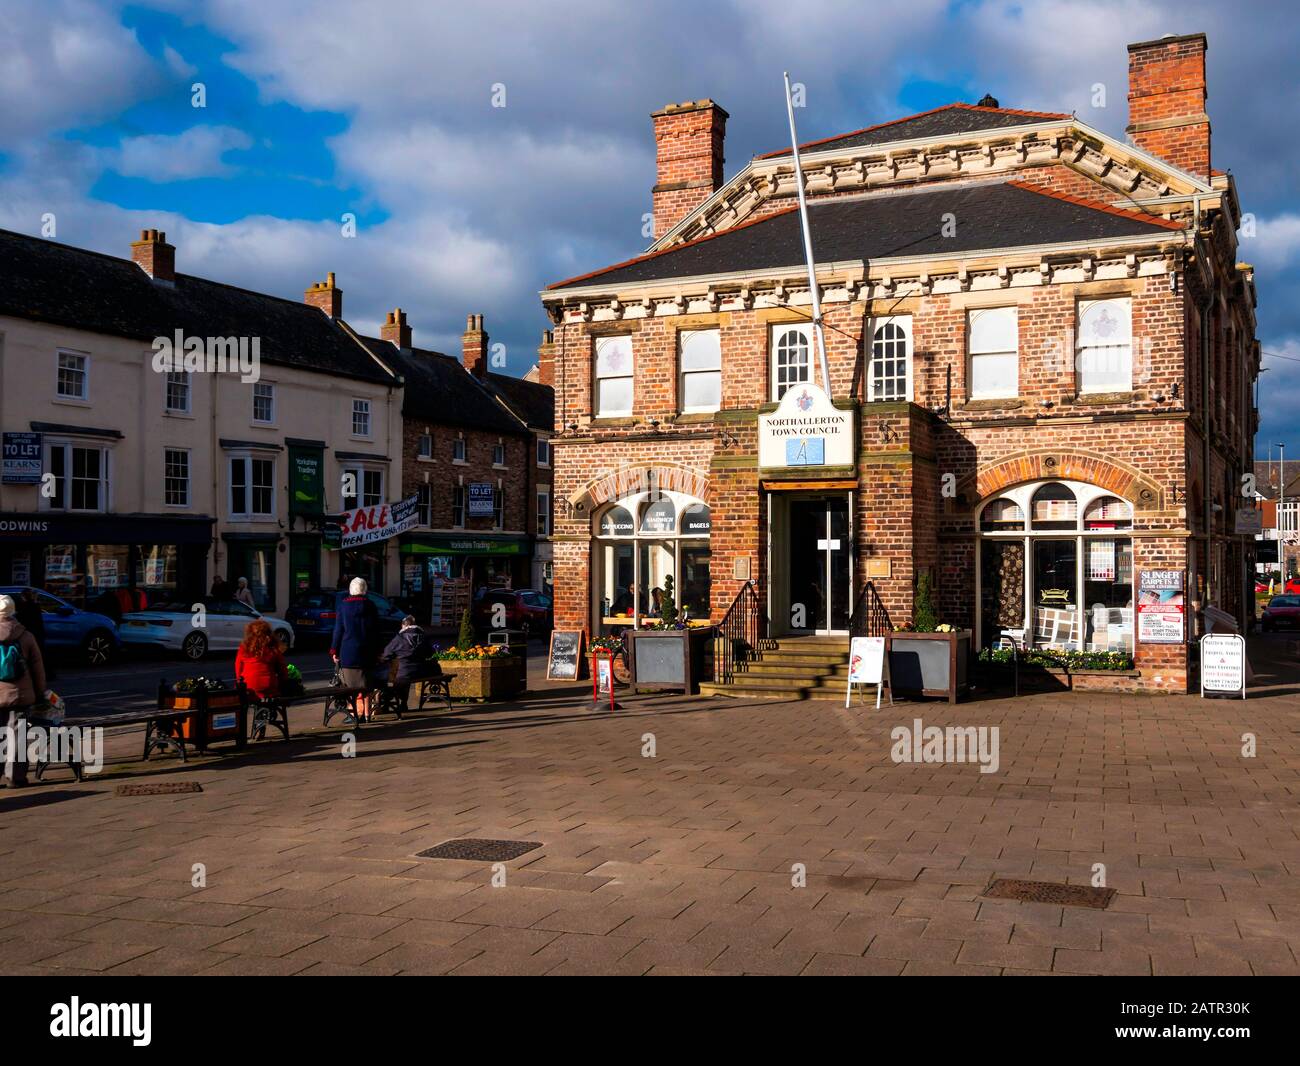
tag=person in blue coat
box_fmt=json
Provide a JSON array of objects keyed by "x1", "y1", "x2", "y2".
[{"x1": 330, "y1": 577, "x2": 380, "y2": 720}]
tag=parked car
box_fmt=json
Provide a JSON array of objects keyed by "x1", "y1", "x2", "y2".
[
  {"x1": 0, "y1": 585, "x2": 120, "y2": 666},
  {"x1": 1260, "y1": 594, "x2": 1300, "y2": 632},
  {"x1": 472, "y1": 588, "x2": 553, "y2": 634},
  {"x1": 1285, "y1": 578, "x2": 1300, "y2": 595},
  {"x1": 285, "y1": 589, "x2": 405, "y2": 645},
  {"x1": 120, "y1": 598, "x2": 295, "y2": 660}
]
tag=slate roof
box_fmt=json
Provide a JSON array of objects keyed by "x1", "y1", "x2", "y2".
[
  {"x1": 0, "y1": 228, "x2": 397, "y2": 385},
  {"x1": 486, "y1": 372, "x2": 554, "y2": 432},
  {"x1": 359, "y1": 338, "x2": 528, "y2": 435},
  {"x1": 758, "y1": 103, "x2": 1071, "y2": 159},
  {"x1": 548, "y1": 180, "x2": 1185, "y2": 292}
]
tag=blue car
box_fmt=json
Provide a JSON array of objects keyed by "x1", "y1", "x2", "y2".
[
  {"x1": 284, "y1": 588, "x2": 405, "y2": 646},
  {"x1": 0, "y1": 586, "x2": 121, "y2": 667}
]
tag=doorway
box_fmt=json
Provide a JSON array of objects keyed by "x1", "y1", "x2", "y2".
[{"x1": 784, "y1": 495, "x2": 851, "y2": 635}]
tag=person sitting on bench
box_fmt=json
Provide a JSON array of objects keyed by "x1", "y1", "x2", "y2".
[
  {"x1": 374, "y1": 616, "x2": 439, "y2": 707},
  {"x1": 235, "y1": 620, "x2": 288, "y2": 700}
]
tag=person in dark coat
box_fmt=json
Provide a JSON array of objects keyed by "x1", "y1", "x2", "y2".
[
  {"x1": 330, "y1": 577, "x2": 380, "y2": 720},
  {"x1": 375, "y1": 616, "x2": 439, "y2": 693}
]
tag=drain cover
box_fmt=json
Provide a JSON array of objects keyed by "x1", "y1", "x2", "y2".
[
  {"x1": 983, "y1": 878, "x2": 1115, "y2": 909},
  {"x1": 116, "y1": 781, "x2": 203, "y2": 796},
  {"x1": 416, "y1": 838, "x2": 541, "y2": 862}
]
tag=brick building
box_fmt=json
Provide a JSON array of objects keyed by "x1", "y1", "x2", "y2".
[
  {"x1": 364, "y1": 313, "x2": 554, "y2": 620},
  {"x1": 541, "y1": 33, "x2": 1258, "y2": 692}
]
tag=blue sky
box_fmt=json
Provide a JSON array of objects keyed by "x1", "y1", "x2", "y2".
[{"x1": 1, "y1": 0, "x2": 1296, "y2": 452}]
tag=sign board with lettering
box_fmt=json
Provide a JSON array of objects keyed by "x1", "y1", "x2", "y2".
[
  {"x1": 332, "y1": 493, "x2": 420, "y2": 550},
  {"x1": 1200, "y1": 633, "x2": 1246, "y2": 699},
  {"x1": 1234, "y1": 508, "x2": 1262, "y2": 534},
  {"x1": 1137, "y1": 569, "x2": 1185, "y2": 645},
  {"x1": 546, "y1": 629, "x2": 585, "y2": 680},
  {"x1": 288, "y1": 445, "x2": 324, "y2": 515},
  {"x1": 845, "y1": 636, "x2": 891, "y2": 709},
  {"x1": 468, "y1": 483, "x2": 495, "y2": 516},
  {"x1": 2, "y1": 432, "x2": 41, "y2": 484},
  {"x1": 758, "y1": 384, "x2": 854, "y2": 470}
]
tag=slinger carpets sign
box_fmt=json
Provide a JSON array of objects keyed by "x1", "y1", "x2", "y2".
[{"x1": 758, "y1": 383, "x2": 854, "y2": 469}]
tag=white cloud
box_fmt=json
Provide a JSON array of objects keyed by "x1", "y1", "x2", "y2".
[
  {"x1": 1243, "y1": 213, "x2": 1300, "y2": 272},
  {"x1": 107, "y1": 125, "x2": 253, "y2": 180}
]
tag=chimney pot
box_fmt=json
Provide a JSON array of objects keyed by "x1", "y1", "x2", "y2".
[
  {"x1": 1126, "y1": 32, "x2": 1210, "y2": 180},
  {"x1": 131, "y1": 227, "x2": 175, "y2": 283},
  {"x1": 650, "y1": 98, "x2": 728, "y2": 241},
  {"x1": 380, "y1": 306, "x2": 411, "y2": 349},
  {"x1": 462, "y1": 312, "x2": 489, "y2": 379},
  {"x1": 303, "y1": 272, "x2": 342, "y2": 318}
]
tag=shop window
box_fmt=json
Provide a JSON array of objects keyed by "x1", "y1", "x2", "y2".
[
  {"x1": 868, "y1": 317, "x2": 911, "y2": 402},
  {"x1": 46, "y1": 442, "x2": 109, "y2": 512},
  {"x1": 681, "y1": 504, "x2": 712, "y2": 537},
  {"x1": 165, "y1": 370, "x2": 190, "y2": 414},
  {"x1": 164, "y1": 448, "x2": 190, "y2": 507},
  {"x1": 230, "y1": 456, "x2": 274, "y2": 519},
  {"x1": 771, "y1": 325, "x2": 811, "y2": 401},
  {"x1": 599, "y1": 506, "x2": 633, "y2": 537},
  {"x1": 43, "y1": 543, "x2": 83, "y2": 602},
  {"x1": 979, "y1": 497, "x2": 1024, "y2": 532},
  {"x1": 968, "y1": 307, "x2": 1018, "y2": 399},
  {"x1": 352, "y1": 398, "x2": 372, "y2": 437},
  {"x1": 536, "y1": 488, "x2": 551, "y2": 536},
  {"x1": 679, "y1": 329, "x2": 722, "y2": 413},
  {"x1": 640, "y1": 498, "x2": 676, "y2": 534},
  {"x1": 1077, "y1": 298, "x2": 1132, "y2": 393},
  {"x1": 87, "y1": 544, "x2": 130, "y2": 598},
  {"x1": 57, "y1": 350, "x2": 88, "y2": 400},
  {"x1": 1031, "y1": 483, "x2": 1077, "y2": 530},
  {"x1": 1083, "y1": 496, "x2": 1133, "y2": 531},
  {"x1": 252, "y1": 382, "x2": 275, "y2": 425},
  {"x1": 135, "y1": 545, "x2": 178, "y2": 597},
  {"x1": 595, "y1": 335, "x2": 634, "y2": 417}
]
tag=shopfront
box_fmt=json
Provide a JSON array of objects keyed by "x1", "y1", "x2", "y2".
[
  {"x1": 0, "y1": 512, "x2": 214, "y2": 606},
  {"x1": 223, "y1": 533, "x2": 279, "y2": 611},
  {"x1": 399, "y1": 532, "x2": 534, "y2": 626}
]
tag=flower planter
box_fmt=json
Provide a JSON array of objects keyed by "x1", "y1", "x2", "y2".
[
  {"x1": 437, "y1": 656, "x2": 524, "y2": 701},
  {"x1": 888, "y1": 630, "x2": 971, "y2": 703},
  {"x1": 626, "y1": 627, "x2": 714, "y2": 694},
  {"x1": 158, "y1": 684, "x2": 246, "y2": 750}
]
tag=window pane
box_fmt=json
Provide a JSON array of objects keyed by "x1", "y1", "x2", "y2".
[
  {"x1": 1078, "y1": 300, "x2": 1131, "y2": 346},
  {"x1": 773, "y1": 327, "x2": 810, "y2": 399},
  {"x1": 1084, "y1": 495, "x2": 1133, "y2": 531},
  {"x1": 1031, "y1": 483, "x2": 1077, "y2": 530},
  {"x1": 870, "y1": 321, "x2": 909, "y2": 401},
  {"x1": 595, "y1": 336, "x2": 632, "y2": 377},
  {"x1": 1033, "y1": 539, "x2": 1078, "y2": 648},
  {"x1": 1079, "y1": 343, "x2": 1132, "y2": 392},
  {"x1": 640, "y1": 498, "x2": 676, "y2": 534},
  {"x1": 682, "y1": 370, "x2": 721, "y2": 411},
  {"x1": 980, "y1": 497, "x2": 1024, "y2": 531},
  {"x1": 969, "y1": 307, "x2": 1017, "y2": 353},
  {"x1": 1084, "y1": 537, "x2": 1134, "y2": 652},
  {"x1": 680, "y1": 543, "x2": 711, "y2": 618},
  {"x1": 597, "y1": 376, "x2": 632, "y2": 416},
  {"x1": 680, "y1": 329, "x2": 721, "y2": 371},
  {"x1": 970, "y1": 352, "x2": 1018, "y2": 398},
  {"x1": 599, "y1": 506, "x2": 634, "y2": 536}
]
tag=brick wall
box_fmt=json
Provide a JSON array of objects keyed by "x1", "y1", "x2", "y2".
[{"x1": 402, "y1": 420, "x2": 529, "y2": 533}]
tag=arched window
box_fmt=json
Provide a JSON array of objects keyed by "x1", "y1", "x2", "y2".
[
  {"x1": 869, "y1": 318, "x2": 910, "y2": 401},
  {"x1": 1083, "y1": 496, "x2": 1132, "y2": 531},
  {"x1": 599, "y1": 506, "x2": 634, "y2": 537},
  {"x1": 681, "y1": 504, "x2": 712, "y2": 536},
  {"x1": 771, "y1": 326, "x2": 811, "y2": 400},
  {"x1": 980, "y1": 497, "x2": 1025, "y2": 531},
  {"x1": 639, "y1": 498, "x2": 676, "y2": 534},
  {"x1": 1031, "y1": 483, "x2": 1077, "y2": 530}
]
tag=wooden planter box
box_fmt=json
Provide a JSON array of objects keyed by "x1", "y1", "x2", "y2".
[
  {"x1": 159, "y1": 685, "x2": 246, "y2": 750},
  {"x1": 437, "y1": 656, "x2": 524, "y2": 701},
  {"x1": 888, "y1": 631, "x2": 971, "y2": 703},
  {"x1": 626, "y1": 627, "x2": 714, "y2": 694}
]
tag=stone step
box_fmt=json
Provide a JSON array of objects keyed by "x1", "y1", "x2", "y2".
[
  {"x1": 744, "y1": 659, "x2": 842, "y2": 675},
  {"x1": 724, "y1": 672, "x2": 815, "y2": 689},
  {"x1": 758, "y1": 649, "x2": 848, "y2": 663},
  {"x1": 699, "y1": 682, "x2": 808, "y2": 700}
]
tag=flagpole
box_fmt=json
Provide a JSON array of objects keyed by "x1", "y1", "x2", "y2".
[{"x1": 784, "y1": 71, "x2": 831, "y2": 398}]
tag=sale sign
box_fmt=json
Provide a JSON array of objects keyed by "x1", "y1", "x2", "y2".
[{"x1": 336, "y1": 493, "x2": 420, "y2": 549}]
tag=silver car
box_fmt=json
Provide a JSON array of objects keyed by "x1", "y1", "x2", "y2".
[{"x1": 120, "y1": 597, "x2": 295, "y2": 661}]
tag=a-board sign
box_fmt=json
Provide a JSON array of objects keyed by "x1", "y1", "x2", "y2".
[
  {"x1": 1200, "y1": 633, "x2": 1246, "y2": 699},
  {"x1": 846, "y1": 636, "x2": 891, "y2": 709},
  {"x1": 546, "y1": 629, "x2": 585, "y2": 680}
]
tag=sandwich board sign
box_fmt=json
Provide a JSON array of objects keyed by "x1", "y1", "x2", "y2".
[
  {"x1": 846, "y1": 636, "x2": 891, "y2": 709},
  {"x1": 1200, "y1": 633, "x2": 1246, "y2": 699}
]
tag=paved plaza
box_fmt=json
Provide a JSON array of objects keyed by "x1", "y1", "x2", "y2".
[{"x1": 1, "y1": 643, "x2": 1297, "y2": 976}]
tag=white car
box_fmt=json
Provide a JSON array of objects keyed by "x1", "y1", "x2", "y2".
[{"x1": 120, "y1": 597, "x2": 295, "y2": 661}]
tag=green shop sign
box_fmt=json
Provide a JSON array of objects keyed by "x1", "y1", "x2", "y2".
[
  {"x1": 400, "y1": 536, "x2": 527, "y2": 557},
  {"x1": 288, "y1": 445, "x2": 324, "y2": 516}
]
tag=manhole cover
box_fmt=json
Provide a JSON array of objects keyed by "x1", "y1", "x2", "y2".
[
  {"x1": 116, "y1": 781, "x2": 203, "y2": 796},
  {"x1": 416, "y1": 838, "x2": 541, "y2": 862},
  {"x1": 983, "y1": 878, "x2": 1115, "y2": 909}
]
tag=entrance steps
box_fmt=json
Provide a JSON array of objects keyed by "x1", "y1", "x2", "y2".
[{"x1": 699, "y1": 634, "x2": 852, "y2": 700}]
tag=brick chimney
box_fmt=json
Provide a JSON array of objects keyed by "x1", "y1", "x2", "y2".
[
  {"x1": 380, "y1": 308, "x2": 411, "y2": 349},
  {"x1": 536, "y1": 329, "x2": 555, "y2": 388},
  {"x1": 304, "y1": 272, "x2": 342, "y2": 318},
  {"x1": 651, "y1": 99, "x2": 727, "y2": 241},
  {"x1": 131, "y1": 228, "x2": 175, "y2": 282},
  {"x1": 1127, "y1": 33, "x2": 1210, "y2": 181},
  {"x1": 462, "y1": 314, "x2": 488, "y2": 378}
]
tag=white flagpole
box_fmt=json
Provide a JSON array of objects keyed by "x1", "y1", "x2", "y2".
[{"x1": 784, "y1": 71, "x2": 831, "y2": 398}]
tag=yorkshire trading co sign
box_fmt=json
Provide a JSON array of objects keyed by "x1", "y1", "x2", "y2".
[{"x1": 758, "y1": 383, "x2": 854, "y2": 470}]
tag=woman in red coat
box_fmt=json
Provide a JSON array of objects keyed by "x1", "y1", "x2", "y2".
[{"x1": 235, "y1": 619, "x2": 288, "y2": 699}]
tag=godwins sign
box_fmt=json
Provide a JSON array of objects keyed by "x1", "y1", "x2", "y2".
[{"x1": 758, "y1": 383, "x2": 854, "y2": 470}]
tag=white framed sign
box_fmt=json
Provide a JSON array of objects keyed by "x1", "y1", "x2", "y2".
[
  {"x1": 758, "y1": 383, "x2": 854, "y2": 470},
  {"x1": 1200, "y1": 633, "x2": 1246, "y2": 699},
  {"x1": 846, "y1": 636, "x2": 891, "y2": 709}
]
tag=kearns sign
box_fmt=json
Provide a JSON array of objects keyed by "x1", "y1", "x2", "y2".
[{"x1": 758, "y1": 383, "x2": 854, "y2": 470}]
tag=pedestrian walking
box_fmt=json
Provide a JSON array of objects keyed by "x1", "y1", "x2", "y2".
[
  {"x1": 0, "y1": 594, "x2": 50, "y2": 788},
  {"x1": 330, "y1": 578, "x2": 380, "y2": 721}
]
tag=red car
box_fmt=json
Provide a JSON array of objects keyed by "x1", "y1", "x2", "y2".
[
  {"x1": 1261, "y1": 595, "x2": 1300, "y2": 632},
  {"x1": 1286, "y1": 579, "x2": 1300, "y2": 595},
  {"x1": 472, "y1": 589, "x2": 553, "y2": 634}
]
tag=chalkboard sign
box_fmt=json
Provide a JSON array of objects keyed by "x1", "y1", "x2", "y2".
[{"x1": 547, "y1": 629, "x2": 585, "y2": 680}]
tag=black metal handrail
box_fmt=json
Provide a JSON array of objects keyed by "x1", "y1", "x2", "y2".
[
  {"x1": 714, "y1": 580, "x2": 766, "y2": 684},
  {"x1": 848, "y1": 580, "x2": 891, "y2": 637}
]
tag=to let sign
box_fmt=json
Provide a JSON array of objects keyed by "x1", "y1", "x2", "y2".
[
  {"x1": 468, "y1": 483, "x2": 495, "y2": 516},
  {"x1": 2, "y1": 432, "x2": 41, "y2": 484}
]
